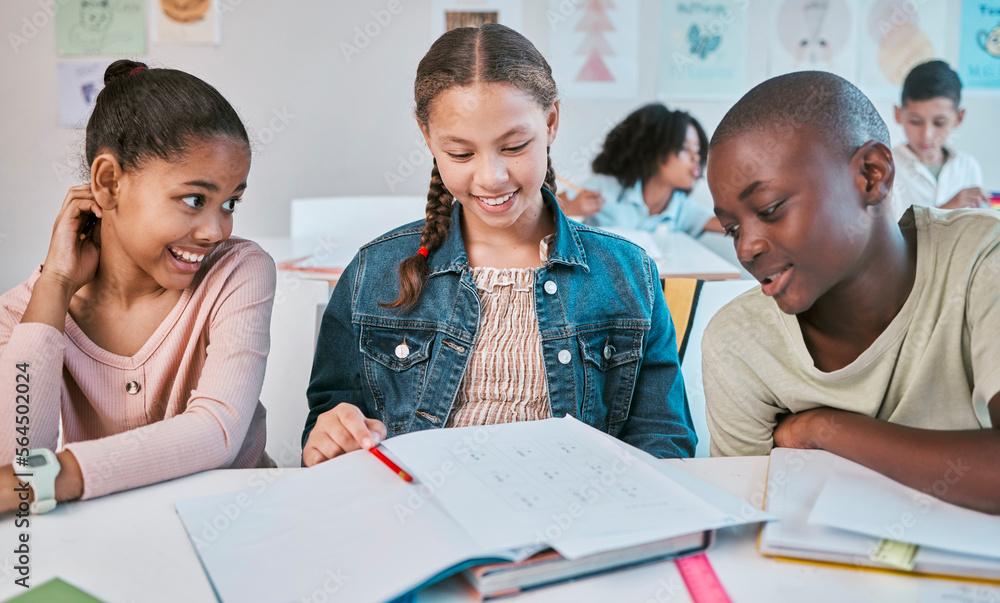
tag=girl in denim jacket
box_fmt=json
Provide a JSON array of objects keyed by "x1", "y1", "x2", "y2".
[{"x1": 302, "y1": 24, "x2": 696, "y2": 466}]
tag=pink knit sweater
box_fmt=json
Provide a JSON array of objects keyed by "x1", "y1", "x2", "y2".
[{"x1": 0, "y1": 237, "x2": 275, "y2": 499}]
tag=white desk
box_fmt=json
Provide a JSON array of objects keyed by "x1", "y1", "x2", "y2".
[
  {"x1": 0, "y1": 457, "x2": 981, "y2": 602},
  {"x1": 253, "y1": 231, "x2": 744, "y2": 287},
  {"x1": 653, "y1": 232, "x2": 741, "y2": 281}
]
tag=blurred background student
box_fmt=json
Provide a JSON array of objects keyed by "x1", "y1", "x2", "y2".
[
  {"x1": 556, "y1": 103, "x2": 723, "y2": 237},
  {"x1": 892, "y1": 60, "x2": 989, "y2": 220}
]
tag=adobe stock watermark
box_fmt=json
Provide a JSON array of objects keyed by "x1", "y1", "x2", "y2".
[
  {"x1": 250, "y1": 107, "x2": 296, "y2": 154},
  {"x1": 185, "y1": 441, "x2": 302, "y2": 551},
  {"x1": 724, "y1": 417, "x2": 846, "y2": 523},
  {"x1": 217, "y1": 0, "x2": 248, "y2": 15},
  {"x1": 557, "y1": 117, "x2": 620, "y2": 187},
  {"x1": 644, "y1": 575, "x2": 686, "y2": 603},
  {"x1": 531, "y1": 445, "x2": 639, "y2": 546},
  {"x1": 7, "y1": 0, "x2": 73, "y2": 54},
  {"x1": 711, "y1": 81, "x2": 833, "y2": 201},
  {"x1": 546, "y1": 0, "x2": 588, "y2": 28},
  {"x1": 848, "y1": 456, "x2": 971, "y2": 570},
  {"x1": 872, "y1": 0, "x2": 934, "y2": 39},
  {"x1": 340, "y1": 0, "x2": 411, "y2": 63},
  {"x1": 50, "y1": 142, "x2": 87, "y2": 184},
  {"x1": 393, "y1": 424, "x2": 504, "y2": 524},
  {"x1": 299, "y1": 566, "x2": 350, "y2": 603},
  {"x1": 383, "y1": 132, "x2": 433, "y2": 192}
]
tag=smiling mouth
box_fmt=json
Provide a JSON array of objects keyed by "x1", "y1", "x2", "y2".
[
  {"x1": 168, "y1": 245, "x2": 206, "y2": 264},
  {"x1": 759, "y1": 265, "x2": 792, "y2": 297},
  {"x1": 761, "y1": 268, "x2": 786, "y2": 285},
  {"x1": 475, "y1": 190, "x2": 517, "y2": 206}
]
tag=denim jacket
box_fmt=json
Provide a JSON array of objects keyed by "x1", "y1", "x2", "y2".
[{"x1": 304, "y1": 189, "x2": 696, "y2": 458}]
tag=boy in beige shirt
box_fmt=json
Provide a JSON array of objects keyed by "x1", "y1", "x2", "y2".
[{"x1": 703, "y1": 71, "x2": 1000, "y2": 514}]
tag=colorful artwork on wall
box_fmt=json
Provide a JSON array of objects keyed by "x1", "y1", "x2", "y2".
[
  {"x1": 659, "y1": 1, "x2": 749, "y2": 98},
  {"x1": 548, "y1": 0, "x2": 639, "y2": 99}
]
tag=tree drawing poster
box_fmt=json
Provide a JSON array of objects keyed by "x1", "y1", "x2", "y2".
[
  {"x1": 958, "y1": 0, "x2": 1000, "y2": 90},
  {"x1": 768, "y1": 0, "x2": 859, "y2": 81},
  {"x1": 547, "y1": 0, "x2": 639, "y2": 99},
  {"x1": 856, "y1": 0, "x2": 947, "y2": 99},
  {"x1": 659, "y1": 1, "x2": 749, "y2": 98},
  {"x1": 55, "y1": 0, "x2": 146, "y2": 56}
]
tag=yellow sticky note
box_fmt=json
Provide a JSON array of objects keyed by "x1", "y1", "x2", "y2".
[{"x1": 870, "y1": 538, "x2": 919, "y2": 571}]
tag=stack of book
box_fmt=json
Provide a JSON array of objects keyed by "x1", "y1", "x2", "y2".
[{"x1": 760, "y1": 448, "x2": 1000, "y2": 582}]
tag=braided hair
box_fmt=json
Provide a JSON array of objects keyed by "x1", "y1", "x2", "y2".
[{"x1": 383, "y1": 24, "x2": 558, "y2": 310}]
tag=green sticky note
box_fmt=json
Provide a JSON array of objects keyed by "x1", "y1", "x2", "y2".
[
  {"x1": 870, "y1": 538, "x2": 919, "y2": 571},
  {"x1": 3, "y1": 578, "x2": 105, "y2": 603},
  {"x1": 56, "y1": 0, "x2": 147, "y2": 56}
]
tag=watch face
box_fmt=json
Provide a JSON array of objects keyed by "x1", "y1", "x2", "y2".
[{"x1": 26, "y1": 455, "x2": 47, "y2": 468}]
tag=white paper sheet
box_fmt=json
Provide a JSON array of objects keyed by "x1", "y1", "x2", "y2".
[
  {"x1": 175, "y1": 451, "x2": 484, "y2": 603},
  {"x1": 597, "y1": 227, "x2": 663, "y2": 259},
  {"x1": 808, "y1": 472, "x2": 1000, "y2": 560},
  {"x1": 761, "y1": 449, "x2": 1000, "y2": 581},
  {"x1": 760, "y1": 448, "x2": 879, "y2": 557}
]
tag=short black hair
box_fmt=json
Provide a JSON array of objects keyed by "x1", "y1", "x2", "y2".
[
  {"x1": 592, "y1": 103, "x2": 708, "y2": 190},
  {"x1": 710, "y1": 71, "x2": 889, "y2": 160},
  {"x1": 86, "y1": 59, "x2": 249, "y2": 171},
  {"x1": 901, "y1": 60, "x2": 962, "y2": 108}
]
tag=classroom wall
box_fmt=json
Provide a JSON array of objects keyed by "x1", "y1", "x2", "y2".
[{"x1": 1, "y1": 0, "x2": 997, "y2": 293}]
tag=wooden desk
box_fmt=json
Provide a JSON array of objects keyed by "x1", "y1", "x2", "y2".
[{"x1": 0, "y1": 457, "x2": 982, "y2": 602}]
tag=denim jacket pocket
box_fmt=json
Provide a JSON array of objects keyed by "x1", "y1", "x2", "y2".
[
  {"x1": 578, "y1": 327, "x2": 643, "y2": 428},
  {"x1": 359, "y1": 325, "x2": 435, "y2": 432}
]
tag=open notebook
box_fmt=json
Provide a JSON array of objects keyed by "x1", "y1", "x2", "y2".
[
  {"x1": 175, "y1": 417, "x2": 770, "y2": 603},
  {"x1": 760, "y1": 448, "x2": 1000, "y2": 582}
]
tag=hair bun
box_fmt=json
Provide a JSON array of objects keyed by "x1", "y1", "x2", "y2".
[{"x1": 104, "y1": 59, "x2": 148, "y2": 85}]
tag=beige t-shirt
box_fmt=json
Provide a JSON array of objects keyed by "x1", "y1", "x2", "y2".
[{"x1": 703, "y1": 207, "x2": 1000, "y2": 457}]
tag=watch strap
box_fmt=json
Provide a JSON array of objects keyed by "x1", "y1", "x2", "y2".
[{"x1": 22, "y1": 449, "x2": 60, "y2": 514}]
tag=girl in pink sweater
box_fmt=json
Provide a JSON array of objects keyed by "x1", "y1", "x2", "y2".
[{"x1": 0, "y1": 60, "x2": 275, "y2": 514}]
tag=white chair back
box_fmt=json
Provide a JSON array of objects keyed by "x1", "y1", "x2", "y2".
[
  {"x1": 290, "y1": 196, "x2": 427, "y2": 244},
  {"x1": 680, "y1": 279, "x2": 757, "y2": 457}
]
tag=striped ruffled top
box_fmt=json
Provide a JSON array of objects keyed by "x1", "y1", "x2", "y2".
[{"x1": 446, "y1": 237, "x2": 553, "y2": 428}]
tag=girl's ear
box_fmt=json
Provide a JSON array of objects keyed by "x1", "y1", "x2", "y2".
[
  {"x1": 854, "y1": 141, "x2": 894, "y2": 208},
  {"x1": 90, "y1": 153, "x2": 124, "y2": 211},
  {"x1": 546, "y1": 100, "x2": 560, "y2": 146}
]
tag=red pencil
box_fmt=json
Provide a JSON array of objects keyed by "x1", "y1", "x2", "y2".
[{"x1": 369, "y1": 446, "x2": 413, "y2": 482}]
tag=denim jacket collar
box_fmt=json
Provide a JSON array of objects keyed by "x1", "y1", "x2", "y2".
[{"x1": 427, "y1": 187, "x2": 589, "y2": 277}]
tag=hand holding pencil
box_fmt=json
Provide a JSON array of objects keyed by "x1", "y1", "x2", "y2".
[
  {"x1": 302, "y1": 403, "x2": 389, "y2": 466},
  {"x1": 555, "y1": 174, "x2": 604, "y2": 217}
]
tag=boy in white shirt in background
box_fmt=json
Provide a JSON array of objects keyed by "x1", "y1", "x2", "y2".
[{"x1": 891, "y1": 59, "x2": 989, "y2": 221}]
